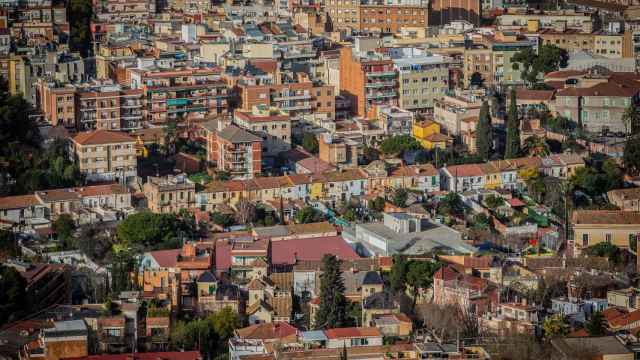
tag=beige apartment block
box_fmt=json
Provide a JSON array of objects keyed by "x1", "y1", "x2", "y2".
[
  {"x1": 70, "y1": 130, "x2": 137, "y2": 182},
  {"x1": 143, "y1": 175, "x2": 196, "y2": 214}
]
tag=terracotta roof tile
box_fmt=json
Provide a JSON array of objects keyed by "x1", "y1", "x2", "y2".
[
  {"x1": 72, "y1": 130, "x2": 135, "y2": 145},
  {"x1": 572, "y1": 210, "x2": 640, "y2": 225}
]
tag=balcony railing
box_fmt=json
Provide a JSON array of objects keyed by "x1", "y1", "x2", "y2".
[{"x1": 365, "y1": 81, "x2": 396, "y2": 88}]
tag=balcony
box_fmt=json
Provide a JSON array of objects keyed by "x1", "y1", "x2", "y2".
[
  {"x1": 282, "y1": 104, "x2": 312, "y2": 111},
  {"x1": 366, "y1": 91, "x2": 398, "y2": 99},
  {"x1": 366, "y1": 71, "x2": 396, "y2": 77},
  {"x1": 273, "y1": 94, "x2": 312, "y2": 101},
  {"x1": 365, "y1": 81, "x2": 396, "y2": 88}
]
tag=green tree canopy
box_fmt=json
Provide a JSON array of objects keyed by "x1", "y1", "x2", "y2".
[
  {"x1": 623, "y1": 102, "x2": 640, "y2": 136},
  {"x1": 379, "y1": 135, "x2": 421, "y2": 155},
  {"x1": 513, "y1": 44, "x2": 568, "y2": 86},
  {"x1": 0, "y1": 265, "x2": 28, "y2": 326},
  {"x1": 505, "y1": 88, "x2": 521, "y2": 159},
  {"x1": 523, "y1": 135, "x2": 550, "y2": 157},
  {"x1": 586, "y1": 311, "x2": 607, "y2": 336},
  {"x1": 369, "y1": 197, "x2": 386, "y2": 212},
  {"x1": 388, "y1": 255, "x2": 408, "y2": 294},
  {"x1": 302, "y1": 133, "x2": 319, "y2": 154},
  {"x1": 625, "y1": 137, "x2": 640, "y2": 175},
  {"x1": 392, "y1": 188, "x2": 408, "y2": 208},
  {"x1": 475, "y1": 101, "x2": 492, "y2": 161},
  {"x1": 116, "y1": 212, "x2": 196, "y2": 249},
  {"x1": 315, "y1": 254, "x2": 347, "y2": 329},
  {"x1": 53, "y1": 214, "x2": 76, "y2": 250},
  {"x1": 543, "y1": 314, "x2": 569, "y2": 339},
  {"x1": 295, "y1": 206, "x2": 324, "y2": 224}
]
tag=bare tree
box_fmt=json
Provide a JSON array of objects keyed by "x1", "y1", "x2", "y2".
[{"x1": 234, "y1": 199, "x2": 256, "y2": 225}]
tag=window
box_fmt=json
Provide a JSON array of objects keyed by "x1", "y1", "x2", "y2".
[
  {"x1": 605, "y1": 233, "x2": 612, "y2": 243},
  {"x1": 582, "y1": 233, "x2": 589, "y2": 247}
]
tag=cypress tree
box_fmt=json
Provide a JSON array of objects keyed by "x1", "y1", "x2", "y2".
[
  {"x1": 314, "y1": 254, "x2": 347, "y2": 329},
  {"x1": 475, "y1": 101, "x2": 492, "y2": 161},
  {"x1": 505, "y1": 88, "x2": 521, "y2": 159}
]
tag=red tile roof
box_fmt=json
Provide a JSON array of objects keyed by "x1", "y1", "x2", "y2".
[
  {"x1": 270, "y1": 235, "x2": 360, "y2": 265},
  {"x1": 572, "y1": 210, "x2": 640, "y2": 225},
  {"x1": 0, "y1": 195, "x2": 40, "y2": 210},
  {"x1": 66, "y1": 351, "x2": 201, "y2": 360},
  {"x1": 72, "y1": 130, "x2": 135, "y2": 145},
  {"x1": 149, "y1": 249, "x2": 181, "y2": 268},
  {"x1": 556, "y1": 81, "x2": 639, "y2": 98},
  {"x1": 324, "y1": 327, "x2": 381, "y2": 339},
  {"x1": 235, "y1": 322, "x2": 298, "y2": 340},
  {"x1": 609, "y1": 309, "x2": 640, "y2": 328}
]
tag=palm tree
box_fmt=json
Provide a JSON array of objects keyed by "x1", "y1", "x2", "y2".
[
  {"x1": 523, "y1": 135, "x2": 550, "y2": 157},
  {"x1": 622, "y1": 102, "x2": 640, "y2": 136}
]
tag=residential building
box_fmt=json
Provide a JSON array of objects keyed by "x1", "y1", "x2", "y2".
[
  {"x1": 234, "y1": 106, "x2": 292, "y2": 157},
  {"x1": 318, "y1": 133, "x2": 360, "y2": 168},
  {"x1": 433, "y1": 265, "x2": 498, "y2": 315},
  {"x1": 359, "y1": 4, "x2": 428, "y2": 34},
  {"x1": 75, "y1": 83, "x2": 144, "y2": 131},
  {"x1": 22, "y1": 320, "x2": 88, "y2": 360},
  {"x1": 412, "y1": 120, "x2": 451, "y2": 150},
  {"x1": 433, "y1": 94, "x2": 482, "y2": 135},
  {"x1": 608, "y1": 188, "x2": 640, "y2": 211},
  {"x1": 555, "y1": 73, "x2": 640, "y2": 133},
  {"x1": 202, "y1": 120, "x2": 263, "y2": 179},
  {"x1": 375, "y1": 105, "x2": 414, "y2": 136},
  {"x1": 551, "y1": 336, "x2": 634, "y2": 360},
  {"x1": 355, "y1": 212, "x2": 476, "y2": 256},
  {"x1": 238, "y1": 75, "x2": 335, "y2": 120},
  {"x1": 143, "y1": 175, "x2": 196, "y2": 214},
  {"x1": 128, "y1": 67, "x2": 229, "y2": 124},
  {"x1": 391, "y1": 48, "x2": 450, "y2": 113},
  {"x1": 70, "y1": 130, "x2": 137, "y2": 182},
  {"x1": 324, "y1": 327, "x2": 383, "y2": 349},
  {"x1": 572, "y1": 210, "x2": 640, "y2": 252},
  {"x1": 35, "y1": 81, "x2": 76, "y2": 129},
  {"x1": 429, "y1": 0, "x2": 480, "y2": 25},
  {"x1": 339, "y1": 45, "x2": 398, "y2": 117}
]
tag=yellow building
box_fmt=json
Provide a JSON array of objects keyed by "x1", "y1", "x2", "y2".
[
  {"x1": 412, "y1": 120, "x2": 451, "y2": 150},
  {"x1": 572, "y1": 210, "x2": 640, "y2": 253}
]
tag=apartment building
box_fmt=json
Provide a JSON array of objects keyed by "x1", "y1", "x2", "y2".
[
  {"x1": 35, "y1": 80, "x2": 76, "y2": 128},
  {"x1": 70, "y1": 130, "x2": 138, "y2": 182},
  {"x1": 340, "y1": 46, "x2": 398, "y2": 117},
  {"x1": 429, "y1": 0, "x2": 481, "y2": 26},
  {"x1": 322, "y1": 0, "x2": 360, "y2": 31},
  {"x1": 554, "y1": 78, "x2": 639, "y2": 133},
  {"x1": 318, "y1": 133, "x2": 360, "y2": 167},
  {"x1": 390, "y1": 48, "x2": 450, "y2": 112},
  {"x1": 463, "y1": 46, "x2": 494, "y2": 88},
  {"x1": 234, "y1": 106, "x2": 292, "y2": 157},
  {"x1": 433, "y1": 93, "x2": 483, "y2": 135},
  {"x1": 239, "y1": 75, "x2": 335, "y2": 120},
  {"x1": 572, "y1": 210, "x2": 640, "y2": 252},
  {"x1": 202, "y1": 120, "x2": 263, "y2": 179},
  {"x1": 144, "y1": 175, "x2": 196, "y2": 214},
  {"x1": 497, "y1": 9, "x2": 593, "y2": 31},
  {"x1": 359, "y1": 4, "x2": 427, "y2": 33},
  {"x1": 375, "y1": 105, "x2": 414, "y2": 136},
  {"x1": 129, "y1": 67, "x2": 229, "y2": 124},
  {"x1": 491, "y1": 40, "x2": 533, "y2": 85},
  {"x1": 75, "y1": 83, "x2": 144, "y2": 131}
]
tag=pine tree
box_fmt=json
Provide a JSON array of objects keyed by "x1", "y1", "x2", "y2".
[
  {"x1": 314, "y1": 254, "x2": 347, "y2": 329},
  {"x1": 505, "y1": 88, "x2": 521, "y2": 159},
  {"x1": 475, "y1": 101, "x2": 492, "y2": 161}
]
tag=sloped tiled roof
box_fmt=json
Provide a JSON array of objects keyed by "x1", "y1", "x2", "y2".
[{"x1": 72, "y1": 130, "x2": 135, "y2": 145}]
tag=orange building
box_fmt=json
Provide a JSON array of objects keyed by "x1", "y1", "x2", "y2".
[
  {"x1": 36, "y1": 80, "x2": 76, "y2": 128},
  {"x1": 238, "y1": 74, "x2": 335, "y2": 120},
  {"x1": 429, "y1": 0, "x2": 481, "y2": 26},
  {"x1": 360, "y1": 5, "x2": 427, "y2": 33},
  {"x1": 202, "y1": 120, "x2": 263, "y2": 179},
  {"x1": 339, "y1": 47, "x2": 398, "y2": 117}
]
